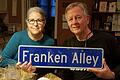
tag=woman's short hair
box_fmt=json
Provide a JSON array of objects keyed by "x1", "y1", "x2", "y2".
[{"x1": 27, "y1": 7, "x2": 45, "y2": 19}]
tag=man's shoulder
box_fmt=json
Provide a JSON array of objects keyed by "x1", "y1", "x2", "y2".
[
  {"x1": 63, "y1": 35, "x2": 77, "y2": 46},
  {"x1": 93, "y1": 30, "x2": 115, "y2": 39},
  {"x1": 65, "y1": 35, "x2": 76, "y2": 41}
]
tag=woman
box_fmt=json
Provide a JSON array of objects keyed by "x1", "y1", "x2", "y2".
[{"x1": 0, "y1": 7, "x2": 54, "y2": 73}]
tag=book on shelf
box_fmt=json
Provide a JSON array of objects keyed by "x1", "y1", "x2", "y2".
[
  {"x1": 104, "y1": 22, "x2": 112, "y2": 31},
  {"x1": 112, "y1": 14, "x2": 120, "y2": 31},
  {"x1": 92, "y1": 14, "x2": 100, "y2": 30},
  {"x1": 115, "y1": 32, "x2": 120, "y2": 36},
  {"x1": 93, "y1": 19, "x2": 100, "y2": 30},
  {"x1": 104, "y1": 16, "x2": 112, "y2": 31},
  {"x1": 99, "y1": 1, "x2": 107, "y2": 12},
  {"x1": 112, "y1": 14, "x2": 117, "y2": 31},
  {"x1": 93, "y1": 0, "x2": 99, "y2": 11},
  {"x1": 117, "y1": 0, "x2": 120, "y2": 12},
  {"x1": 108, "y1": 2, "x2": 116, "y2": 12}
]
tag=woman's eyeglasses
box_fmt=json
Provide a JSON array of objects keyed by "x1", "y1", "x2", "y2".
[{"x1": 27, "y1": 19, "x2": 45, "y2": 25}]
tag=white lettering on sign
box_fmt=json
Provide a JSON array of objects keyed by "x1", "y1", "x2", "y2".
[
  {"x1": 34, "y1": 54, "x2": 39, "y2": 62},
  {"x1": 23, "y1": 50, "x2": 29, "y2": 62},
  {"x1": 22, "y1": 50, "x2": 99, "y2": 67},
  {"x1": 22, "y1": 50, "x2": 67, "y2": 64},
  {"x1": 72, "y1": 52, "x2": 99, "y2": 67}
]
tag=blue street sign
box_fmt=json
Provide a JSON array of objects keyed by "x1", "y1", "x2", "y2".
[{"x1": 18, "y1": 45, "x2": 104, "y2": 69}]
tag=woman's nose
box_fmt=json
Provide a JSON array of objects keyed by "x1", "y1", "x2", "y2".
[{"x1": 34, "y1": 21, "x2": 38, "y2": 26}]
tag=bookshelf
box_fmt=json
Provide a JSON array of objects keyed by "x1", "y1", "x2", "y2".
[{"x1": 92, "y1": 0, "x2": 120, "y2": 36}]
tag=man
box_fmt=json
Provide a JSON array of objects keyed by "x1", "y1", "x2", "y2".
[{"x1": 63, "y1": 2, "x2": 120, "y2": 80}]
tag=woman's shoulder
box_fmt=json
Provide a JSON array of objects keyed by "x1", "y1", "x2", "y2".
[
  {"x1": 43, "y1": 34, "x2": 55, "y2": 45},
  {"x1": 11, "y1": 29, "x2": 27, "y2": 39},
  {"x1": 44, "y1": 34, "x2": 54, "y2": 40},
  {"x1": 14, "y1": 29, "x2": 27, "y2": 35}
]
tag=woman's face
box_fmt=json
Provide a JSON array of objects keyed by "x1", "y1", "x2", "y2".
[{"x1": 26, "y1": 12, "x2": 46, "y2": 35}]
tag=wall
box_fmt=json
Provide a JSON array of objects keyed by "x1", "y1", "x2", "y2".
[
  {"x1": 7, "y1": 0, "x2": 22, "y2": 32},
  {"x1": 0, "y1": 0, "x2": 8, "y2": 24}
]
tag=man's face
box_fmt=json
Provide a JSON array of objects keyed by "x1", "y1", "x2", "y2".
[
  {"x1": 26, "y1": 12, "x2": 46, "y2": 35},
  {"x1": 66, "y1": 6, "x2": 89, "y2": 35}
]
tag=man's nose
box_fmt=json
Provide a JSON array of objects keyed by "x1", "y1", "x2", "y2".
[{"x1": 72, "y1": 17, "x2": 78, "y2": 24}]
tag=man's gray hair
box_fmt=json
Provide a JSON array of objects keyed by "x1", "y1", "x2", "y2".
[{"x1": 65, "y1": 2, "x2": 89, "y2": 17}]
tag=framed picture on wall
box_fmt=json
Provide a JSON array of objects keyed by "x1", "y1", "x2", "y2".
[
  {"x1": 8, "y1": 0, "x2": 21, "y2": 23},
  {"x1": 99, "y1": 1, "x2": 107, "y2": 12},
  {"x1": 12, "y1": 0, "x2": 17, "y2": 16},
  {"x1": 0, "y1": 0, "x2": 7, "y2": 12}
]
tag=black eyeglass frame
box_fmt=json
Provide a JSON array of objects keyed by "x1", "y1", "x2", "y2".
[{"x1": 26, "y1": 19, "x2": 45, "y2": 25}]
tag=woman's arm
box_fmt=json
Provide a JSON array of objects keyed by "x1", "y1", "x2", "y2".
[{"x1": 0, "y1": 33, "x2": 20, "y2": 67}]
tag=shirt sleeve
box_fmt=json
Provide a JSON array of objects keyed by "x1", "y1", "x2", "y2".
[
  {"x1": 109, "y1": 36, "x2": 120, "y2": 80},
  {"x1": 0, "y1": 32, "x2": 20, "y2": 67}
]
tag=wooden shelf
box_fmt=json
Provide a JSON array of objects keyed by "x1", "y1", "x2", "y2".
[
  {"x1": 93, "y1": 11, "x2": 120, "y2": 14},
  {"x1": 0, "y1": 11, "x2": 7, "y2": 14}
]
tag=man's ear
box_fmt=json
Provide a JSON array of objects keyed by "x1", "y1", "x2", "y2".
[
  {"x1": 86, "y1": 16, "x2": 90, "y2": 24},
  {"x1": 87, "y1": 20, "x2": 89, "y2": 24}
]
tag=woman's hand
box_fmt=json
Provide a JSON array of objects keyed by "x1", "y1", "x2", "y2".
[
  {"x1": 88, "y1": 59, "x2": 115, "y2": 79},
  {"x1": 16, "y1": 61, "x2": 36, "y2": 73}
]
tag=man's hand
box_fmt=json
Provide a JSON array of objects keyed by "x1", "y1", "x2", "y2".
[
  {"x1": 88, "y1": 59, "x2": 115, "y2": 79},
  {"x1": 16, "y1": 61, "x2": 36, "y2": 73}
]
